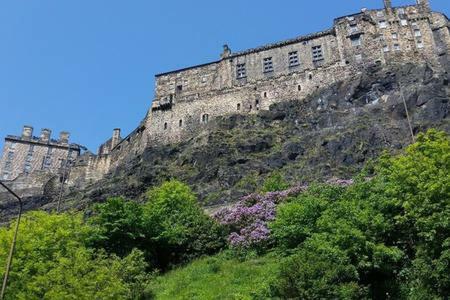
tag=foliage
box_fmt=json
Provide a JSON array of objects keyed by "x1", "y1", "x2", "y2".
[
  {"x1": 270, "y1": 130, "x2": 450, "y2": 299},
  {"x1": 277, "y1": 237, "x2": 364, "y2": 299},
  {"x1": 143, "y1": 180, "x2": 226, "y2": 269},
  {"x1": 0, "y1": 211, "x2": 148, "y2": 299},
  {"x1": 261, "y1": 171, "x2": 289, "y2": 192},
  {"x1": 88, "y1": 197, "x2": 145, "y2": 257},
  {"x1": 213, "y1": 185, "x2": 307, "y2": 249},
  {"x1": 149, "y1": 252, "x2": 278, "y2": 299}
]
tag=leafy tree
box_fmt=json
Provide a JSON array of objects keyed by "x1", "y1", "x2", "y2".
[
  {"x1": 89, "y1": 197, "x2": 145, "y2": 257},
  {"x1": 143, "y1": 180, "x2": 225, "y2": 269},
  {"x1": 0, "y1": 211, "x2": 135, "y2": 299}
]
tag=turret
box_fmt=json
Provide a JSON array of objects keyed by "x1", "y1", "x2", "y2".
[
  {"x1": 21, "y1": 125, "x2": 33, "y2": 140},
  {"x1": 39, "y1": 128, "x2": 51, "y2": 143},
  {"x1": 221, "y1": 44, "x2": 231, "y2": 59}
]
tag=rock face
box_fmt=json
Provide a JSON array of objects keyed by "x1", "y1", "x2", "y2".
[{"x1": 1, "y1": 62, "x2": 449, "y2": 221}]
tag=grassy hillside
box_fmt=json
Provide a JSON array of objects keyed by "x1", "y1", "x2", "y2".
[{"x1": 149, "y1": 252, "x2": 278, "y2": 299}]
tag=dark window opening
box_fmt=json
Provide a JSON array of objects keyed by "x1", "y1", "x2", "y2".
[
  {"x1": 179, "y1": 119, "x2": 183, "y2": 127},
  {"x1": 202, "y1": 114, "x2": 209, "y2": 123},
  {"x1": 255, "y1": 99, "x2": 260, "y2": 110},
  {"x1": 312, "y1": 45, "x2": 324, "y2": 62},
  {"x1": 309, "y1": 74, "x2": 313, "y2": 80},
  {"x1": 176, "y1": 85, "x2": 183, "y2": 92},
  {"x1": 164, "y1": 122, "x2": 168, "y2": 130},
  {"x1": 263, "y1": 57, "x2": 273, "y2": 73},
  {"x1": 237, "y1": 103, "x2": 241, "y2": 110},
  {"x1": 288, "y1": 51, "x2": 299, "y2": 67},
  {"x1": 236, "y1": 63, "x2": 246, "y2": 79},
  {"x1": 298, "y1": 85, "x2": 302, "y2": 91},
  {"x1": 263, "y1": 92, "x2": 267, "y2": 98}
]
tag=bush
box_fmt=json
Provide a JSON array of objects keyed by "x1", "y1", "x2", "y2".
[
  {"x1": 276, "y1": 237, "x2": 364, "y2": 299},
  {"x1": 143, "y1": 180, "x2": 226, "y2": 269}
]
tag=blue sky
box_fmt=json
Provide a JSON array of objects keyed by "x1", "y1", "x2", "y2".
[{"x1": 0, "y1": 0, "x2": 448, "y2": 152}]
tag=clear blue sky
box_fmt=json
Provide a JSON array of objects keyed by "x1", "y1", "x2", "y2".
[{"x1": 1, "y1": 0, "x2": 448, "y2": 152}]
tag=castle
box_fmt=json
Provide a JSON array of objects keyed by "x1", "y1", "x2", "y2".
[{"x1": 1, "y1": 0, "x2": 449, "y2": 191}]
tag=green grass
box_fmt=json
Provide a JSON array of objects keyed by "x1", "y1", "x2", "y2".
[{"x1": 149, "y1": 252, "x2": 279, "y2": 300}]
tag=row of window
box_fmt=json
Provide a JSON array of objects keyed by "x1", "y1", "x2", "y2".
[
  {"x1": 236, "y1": 46, "x2": 323, "y2": 79},
  {"x1": 163, "y1": 114, "x2": 210, "y2": 130}
]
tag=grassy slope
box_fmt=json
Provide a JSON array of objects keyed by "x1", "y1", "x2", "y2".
[{"x1": 150, "y1": 252, "x2": 279, "y2": 300}]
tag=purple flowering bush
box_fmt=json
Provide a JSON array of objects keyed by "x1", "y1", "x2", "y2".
[{"x1": 213, "y1": 185, "x2": 308, "y2": 249}]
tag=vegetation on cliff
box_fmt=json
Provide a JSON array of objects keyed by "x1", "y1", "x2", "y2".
[{"x1": 0, "y1": 130, "x2": 448, "y2": 299}]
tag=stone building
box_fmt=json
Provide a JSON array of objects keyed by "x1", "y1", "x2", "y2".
[
  {"x1": 0, "y1": 126, "x2": 82, "y2": 181},
  {"x1": 1, "y1": 0, "x2": 449, "y2": 188}
]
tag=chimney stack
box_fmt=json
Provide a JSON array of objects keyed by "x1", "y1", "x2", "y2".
[
  {"x1": 40, "y1": 128, "x2": 51, "y2": 143},
  {"x1": 384, "y1": 0, "x2": 392, "y2": 14},
  {"x1": 416, "y1": 0, "x2": 430, "y2": 13},
  {"x1": 111, "y1": 128, "x2": 121, "y2": 148},
  {"x1": 22, "y1": 125, "x2": 33, "y2": 140},
  {"x1": 59, "y1": 131, "x2": 70, "y2": 145}
]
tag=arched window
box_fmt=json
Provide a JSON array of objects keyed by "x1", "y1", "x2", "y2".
[
  {"x1": 164, "y1": 122, "x2": 168, "y2": 130},
  {"x1": 237, "y1": 103, "x2": 241, "y2": 110},
  {"x1": 202, "y1": 114, "x2": 209, "y2": 123},
  {"x1": 179, "y1": 119, "x2": 183, "y2": 127},
  {"x1": 263, "y1": 92, "x2": 267, "y2": 98},
  {"x1": 298, "y1": 85, "x2": 302, "y2": 91},
  {"x1": 309, "y1": 74, "x2": 313, "y2": 80},
  {"x1": 255, "y1": 99, "x2": 260, "y2": 110}
]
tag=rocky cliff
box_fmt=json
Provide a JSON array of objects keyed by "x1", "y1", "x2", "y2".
[{"x1": 1, "y1": 61, "x2": 449, "y2": 221}]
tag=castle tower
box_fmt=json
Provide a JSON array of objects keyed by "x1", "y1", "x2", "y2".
[
  {"x1": 416, "y1": 0, "x2": 431, "y2": 13},
  {"x1": 383, "y1": 0, "x2": 392, "y2": 14}
]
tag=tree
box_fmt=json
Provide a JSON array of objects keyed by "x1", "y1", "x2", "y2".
[
  {"x1": 143, "y1": 180, "x2": 225, "y2": 269},
  {"x1": 0, "y1": 211, "x2": 134, "y2": 299},
  {"x1": 89, "y1": 197, "x2": 145, "y2": 257}
]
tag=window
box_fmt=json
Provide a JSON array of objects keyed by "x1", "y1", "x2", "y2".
[
  {"x1": 392, "y1": 32, "x2": 398, "y2": 39},
  {"x1": 2, "y1": 172, "x2": 9, "y2": 180},
  {"x1": 255, "y1": 99, "x2": 260, "y2": 110},
  {"x1": 236, "y1": 63, "x2": 246, "y2": 79},
  {"x1": 288, "y1": 51, "x2": 299, "y2": 67},
  {"x1": 9, "y1": 142, "x2": 16, "y2": 150},
  {"x1": 377, "y1": 11, "x2": 384, "y2": 17},
  {"x1": 263, "y1": 92, "x2": 267, "y2": 98},
  {"x1": 297, "y1": 85, "x2": 302, "y2": 91},
  {"x1": 42, "y1": 155, "x2": 52, "y2": 170},
  {"x1": 179, "y1": 119, "x2": 183, "y2": 127},
  {"x1": 202, "y1": 114, "x2": 209, "y2": 124},
  {"x1": 394, "y1": 43, "x2": 401, "y2": 51},
  {"x1": 164, "y1": 122, "x2": 168, "y2": 130},
  {"x1": 312, "y1": 45, "x2": 323, "y2": 61},
  {"x1": 414, "y1": 29, "x2": 422, "y2": 37},
  {"x1": 400, "y1": 19, "x2": 408, "y2": 26},
  {"x1": 7, "y1": 151, "x2": 14, "y2": 160},
  {"x1": 379, "y1": 20, "x2": 387, "y2": 29},
  {"x1": 351, "y1": 36, "x2": 361, "y2": 46},
  {"x1": 176, "y1": 85, "x2": 183, "y2": 92},
  {"x1": 383, "y1": 45, "x2": 390, "y2": 52},
  {"x1": 349, "y1": 23, "x2": 358, "y2": 34},
  {"x1": 309, "y1": 74, "x2": 313, "y2": 80},
  {"x1": 417, "y1": 40, "x2": 424, "y2": 48},
  {"x1": 263, "y1": 57, "x2": 273, "y2": 73},
  {"x1": 237, "y1": 103, "x2": 241, "y2": 110}
]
